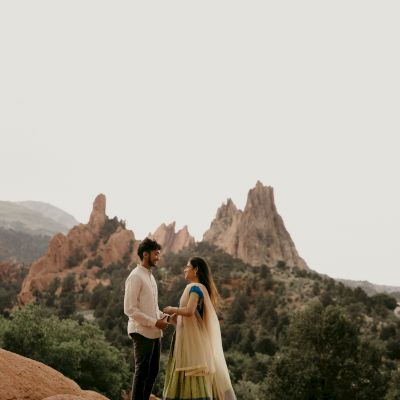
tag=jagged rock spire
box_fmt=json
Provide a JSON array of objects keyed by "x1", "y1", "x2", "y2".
[
  {"x1": 152, "y1": 222, "x2": 195, "y2": 254},
  {"x1": 89, "y1": 194, "x2": 106, "y2": 233},
  {"x1": 203, "y1": 182, "x2": 308, "y2": 269}
]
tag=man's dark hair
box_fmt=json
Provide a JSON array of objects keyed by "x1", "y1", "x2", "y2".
[{"x1": 137, "y1": 237, "x2": 161, "y2": 260}]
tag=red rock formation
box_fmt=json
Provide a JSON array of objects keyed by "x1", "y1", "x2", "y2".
[
  {"x1": 102, "y1": 227, "x2": 136, "y2": 266},
  {"x1": 88, "y1": 194, "x2": 107, "y2": 233},
  {"x1": 203, "y1": 181, "x2": 308, "y2": 269},
  {"x1": 18, "y1": 195, "x2": 136, "y2": 305},
  {"x1": 0, "y1": 349, "x2": 109, "y2": 400},
  {"x1": 201, "y1": 199, "x2": 242, "y2": 256},
  {"x1": 151, "y1": 222, "x2": 195, "y2": 254},
  {"x1": 43, "y1": 395, "x2": 107, "y2": 400},
  {"x1": 0, "y1": 260, "x2": 27, "y2": 284}
]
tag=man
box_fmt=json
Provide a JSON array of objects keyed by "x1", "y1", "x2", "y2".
[{"x1": 124, "y1": 237, "x2": 169, "y2": 400}]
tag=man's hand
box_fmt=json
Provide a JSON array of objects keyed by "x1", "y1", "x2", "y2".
[
  {"x1": 155, "y1": 316, "x2": 168, "y2": 330},
  {"x1": 169, "y1": 313, "x2": 178, "y2": 325}
]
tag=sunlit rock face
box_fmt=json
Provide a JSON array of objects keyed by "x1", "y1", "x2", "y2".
[
  {"x1": 151, "y1": 222, "x2": 195, "y2": 254},
  {"x1": 203, "y1": 181, "x2": 308, "y2": 270},
  {"x1": 18, "y1": 194, "x2": 136, "y2": 306}
]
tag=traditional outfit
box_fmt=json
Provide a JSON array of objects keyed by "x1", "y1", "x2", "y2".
[{"x1": 163, "y1": 282, "x2": 236, "y2": 400}]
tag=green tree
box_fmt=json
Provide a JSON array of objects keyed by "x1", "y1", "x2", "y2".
[
  {"x1": 59, "y1": 292, "x2": 76, "y2": 318},
  {"x1": 372, "y1": 293, "x2": 398, "y2": 311},
  {"x1": 386, "y1": 368, "x2": 400, "y2": 400},
  {"x1": 240, "y1": 328, "x2": 255, "y2": 356},
  {"x1": 58, "y1": 274, "x2": 76, "y2": 318},
  {"x1": 0, "y1": 315, "x2": 9, "y2": 347},
  {"x1": 254, "y1": 334, "x2": 276, "y2": 355},
  {"x1": 227, "y1": 295, "x2": 246, "y2": 324},
  {"x1": 45, "y1": 277, "x2": 60, "y2": 307},
  {"x1": 264, "y1": 301, "x2": 389, "y2": 399}
]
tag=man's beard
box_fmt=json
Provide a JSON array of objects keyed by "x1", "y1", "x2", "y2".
[{"x1": 148, "y1": 258, "x2": 156, "y2": 268}]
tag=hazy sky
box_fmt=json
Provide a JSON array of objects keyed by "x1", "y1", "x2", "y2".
[{"x1": 1, "y1": 2, "x2": 399, "y2": 286}]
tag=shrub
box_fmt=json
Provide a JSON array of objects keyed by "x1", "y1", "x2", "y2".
[
  {"x1": 372, "y1": 293, "x2": 398, "y2": 311},
  {"x1": 234, "y1": 379, "x2": 266, "y2": 400},
  {"x1": 100, "y1": 217, "x2": 122, "y2": 242},
  {"x1": 87, "y1": 256, "x2": 103, "y2": 269},
  {"x1": 66, "y1": 248, "x2": 86, "y2": 268}
]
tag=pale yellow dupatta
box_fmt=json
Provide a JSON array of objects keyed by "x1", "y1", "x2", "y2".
[{"x1": 174, "y1": 282, "x2": 236, "y2": 400}]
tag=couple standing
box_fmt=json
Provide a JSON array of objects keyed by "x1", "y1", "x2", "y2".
[{"x1": 124, "y1": 238, "x2": 236, "y2": 400}]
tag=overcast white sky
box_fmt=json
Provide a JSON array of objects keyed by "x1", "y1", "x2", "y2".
[{"x1": 1, "y1": 1, "x2": 399, "y2": 286}]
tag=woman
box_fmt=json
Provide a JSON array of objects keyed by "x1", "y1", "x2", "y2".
[{"x1": 162, "y1": 257, "x2": 236, "y2": 400}]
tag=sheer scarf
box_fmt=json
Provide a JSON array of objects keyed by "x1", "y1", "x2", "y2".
[{"x1": 174, "y1": 282, "x2": 236, "y2": 400}]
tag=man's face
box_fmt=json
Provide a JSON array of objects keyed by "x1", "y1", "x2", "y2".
[{"x1": 145, "y1": 249, "x2": 160, "y2": 267}]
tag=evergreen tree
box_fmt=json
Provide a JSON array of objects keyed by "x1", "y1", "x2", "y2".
[{"x1": 265, "y1": 301, "x2": 389, "y2": 400}]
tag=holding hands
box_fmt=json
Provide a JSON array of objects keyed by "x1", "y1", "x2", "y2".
[
  {"x1": 155, "y1": 315, "x2": 169, "y2": 330},
  {"x1": 155, "y1": 309, "x2": 178, "y2": 330},
  {"x1": 163, "y1": 306, "x2": 178, "y2": 325},
  {"x1": 163, "y1": 306, "x2": 177, "y2": 315}
]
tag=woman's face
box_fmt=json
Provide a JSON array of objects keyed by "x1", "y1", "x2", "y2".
[{"x1": 184, "y1": 262, "x2": 197, "y2": 281}]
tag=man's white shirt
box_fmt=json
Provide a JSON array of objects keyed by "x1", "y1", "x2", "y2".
[{"x1": 124, "y1": 264, "x2": 163, "y2": 339}]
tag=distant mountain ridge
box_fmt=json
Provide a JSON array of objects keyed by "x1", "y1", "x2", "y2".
[
  {"x1": 0, "y1": 227, "x2": 49, "y2": 264},
  {"x1": 337, "y1": 278, "x2": 400, "y2": 300},
  {"x1": 0, "y1": 200, "x2": 78, "y2": 236},
  {"x1": 17, "y1": 201, "x2": 79, "y2": 231}
]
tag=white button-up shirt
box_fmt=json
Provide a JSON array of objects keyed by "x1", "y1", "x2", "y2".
[{"x1": 124, "y1": 264, "x2": 163, "y2": 339}]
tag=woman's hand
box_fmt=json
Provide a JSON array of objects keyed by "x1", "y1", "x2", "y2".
[{"x1": 163, "y1": 306, "x2": 176, "y2": 315}]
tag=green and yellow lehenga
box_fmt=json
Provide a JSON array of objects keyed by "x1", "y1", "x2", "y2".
[
  {"x1": 163, "y1": 283, "x2": 236, "y2": 400},
  {"x1": 163, "y1": 333, "x2": 219, "y2": 400}
]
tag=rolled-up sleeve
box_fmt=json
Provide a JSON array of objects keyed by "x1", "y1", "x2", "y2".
[{"x1": 124, "y1": 275, "x2": 157, "y2": 327}]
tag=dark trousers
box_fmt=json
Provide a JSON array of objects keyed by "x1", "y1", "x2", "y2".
[{"x1": 130, "y1": 332, "x2": 161, "y2": 400}]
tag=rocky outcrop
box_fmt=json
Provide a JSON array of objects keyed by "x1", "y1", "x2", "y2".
[
  {"x1": 18, "y1": 194, "x2": 137, "y2": 305},
  {"x1": 88, "y1": 194, "x2": 106, "y2": 234},
  {"x1": 202, "y1": 199, "x2": 242, "y2": 256},
  {"x1": 43, "y1": 395, "x2": 108, "y2": 400},
  {"x1": 0, "y1": 349, "x2": 109, "y2": 400},
  {"x1": 203, "y1": 181, "x2": 308, "y2": 269},
  {"x1": 151, "y1": 222, "x2": 195, "y2": 254}
]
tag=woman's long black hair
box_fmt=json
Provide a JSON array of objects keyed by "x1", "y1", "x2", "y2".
[{"x1": 189, "y1": 256, "x2": 220, "y2": 310}]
